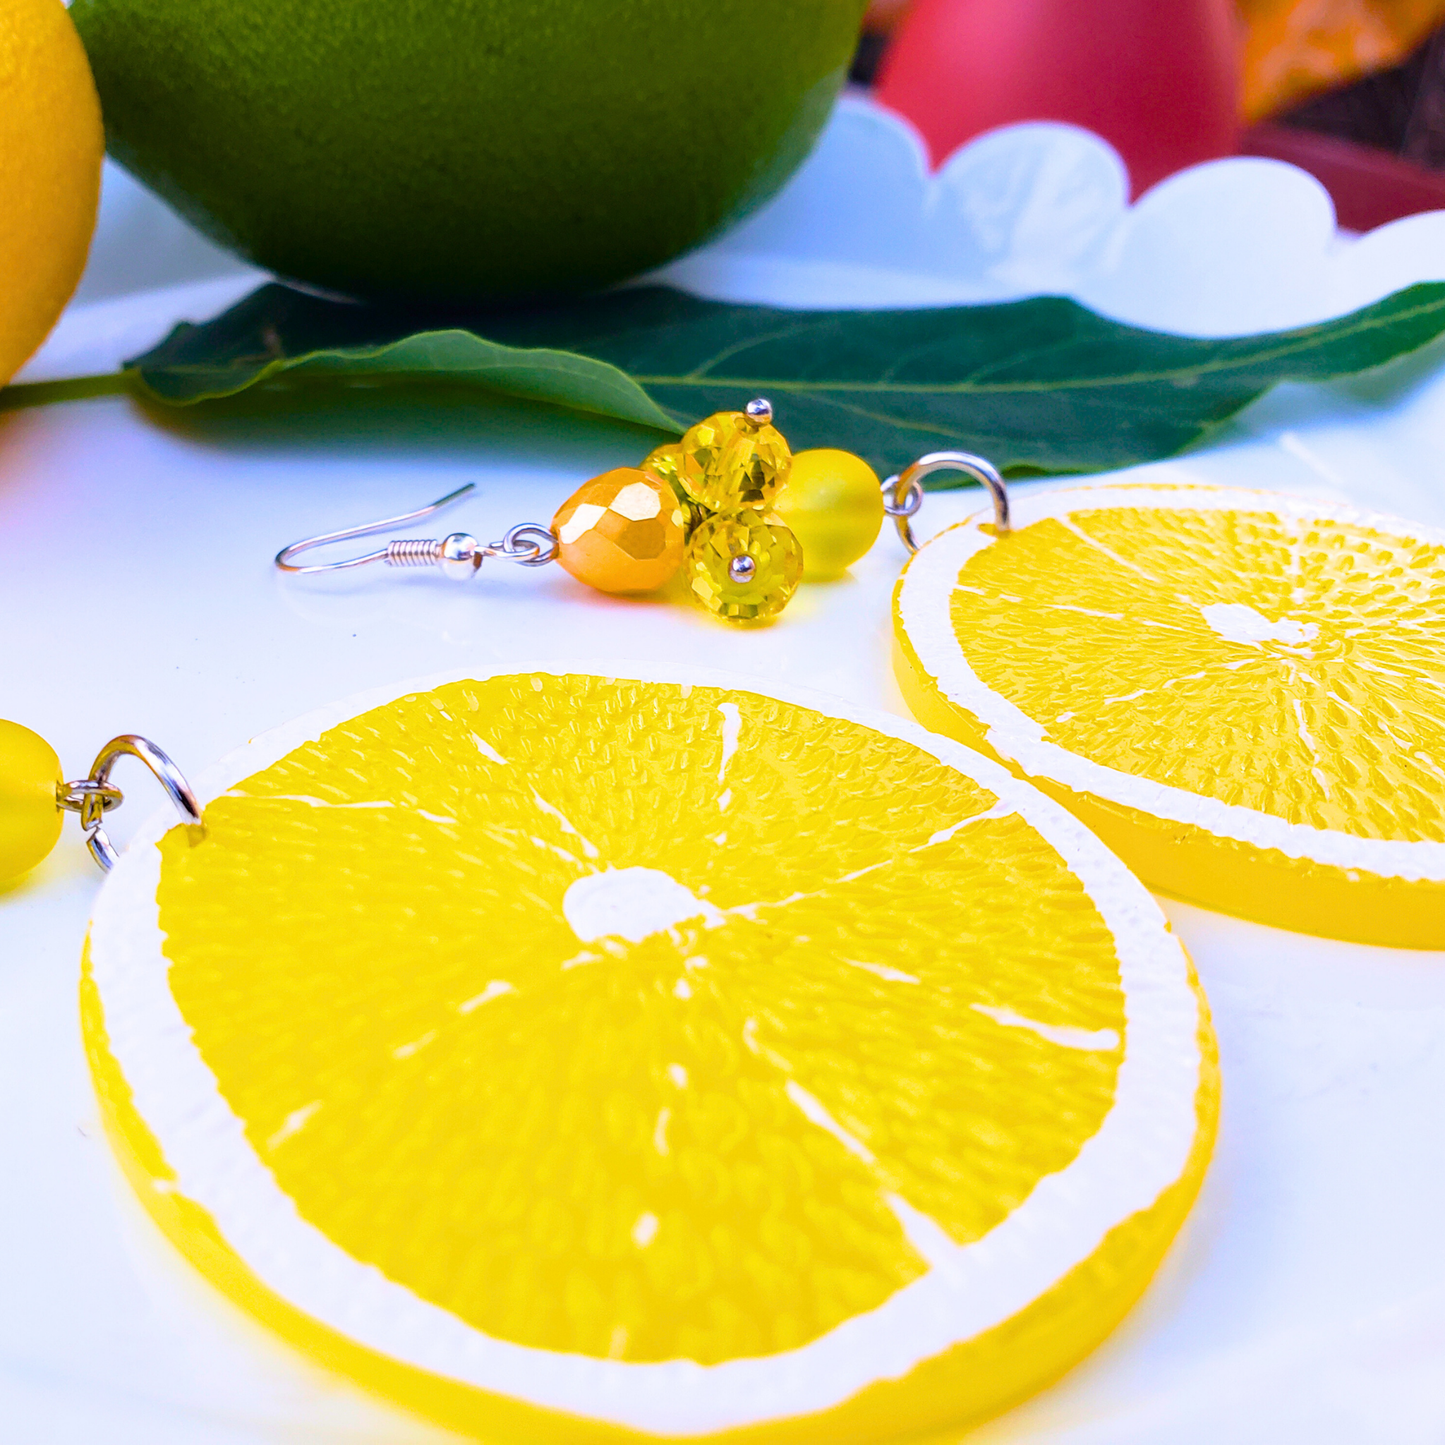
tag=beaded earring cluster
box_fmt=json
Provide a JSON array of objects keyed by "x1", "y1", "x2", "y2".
[
  {"x1": 552, "y1": 398, "x2": 804, "y2": 623},
  {"x1": 275, "y1": 397, "x2": 888, "y2": 625}
]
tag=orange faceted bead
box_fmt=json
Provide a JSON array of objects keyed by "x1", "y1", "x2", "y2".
[{"x1": 551, "y1": 467, "x2": 687, "y2": 595}]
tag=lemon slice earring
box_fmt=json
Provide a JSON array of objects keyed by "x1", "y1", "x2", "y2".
[
  {"x1": 277, "y1": 399, "x2": 887, "y2": 625},
  {"x1": 891, "y1": 470, "x2": 1445, "y2": 948},
  {"x1": 71, "y1": 665, "x2": 1216, "y2": 1443}
]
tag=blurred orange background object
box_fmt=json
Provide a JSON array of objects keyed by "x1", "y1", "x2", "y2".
[{"x1": 1241, "y1": 0, "x2": 1445, "y2": 119}]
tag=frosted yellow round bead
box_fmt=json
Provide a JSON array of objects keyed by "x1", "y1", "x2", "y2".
[
  {"x1": 678, "y1": 411, "x2": 791, "y2": 512},
  {"x1": 640, "y1": 443, "x2": 706, "y2": 534},
  {"x1": 0, "y1": 719, "x2": 63, "y2": 882},
  {"x1": 774, "y1": 448, "x2": 884, "y2": 580},
  {"x1": 687, "y1": 510, "x2": 803, "y2": 623},
  {"x1": 551, "y1": 467, "x2": 686, "y2": 595}
]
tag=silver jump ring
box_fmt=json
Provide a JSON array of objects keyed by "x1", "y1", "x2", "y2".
[
  {"x1": 494, "y1": 523, "x2": 560, "y2": 567},
  {"x1": 57, "y1": 779, "x2": 124, "y2": 830},
  {"x1": 69, "y1": 735, "x2": 204, "y2": 872},
  {"x1": 883, "y1": 476, "x2": 924, "y2": 518},
  {"x1": 881, "y1": 451, "x2": 1010, "y2": 555}
]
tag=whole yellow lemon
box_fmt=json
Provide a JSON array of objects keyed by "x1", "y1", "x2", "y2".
[
  {"x1": 0, "y1": 0, "x2": 103, "y2": 387},
  {"x1": 774, "y1": 447, "x2": 885, "y2": 579}
]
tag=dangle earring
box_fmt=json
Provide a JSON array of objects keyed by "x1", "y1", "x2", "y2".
[
  {"x1": 62, "y1": 663, "x2": 1211, "y2": 1444},
  {"x1": 276, "y1": 399, "x2": 895, "y2": 624}
]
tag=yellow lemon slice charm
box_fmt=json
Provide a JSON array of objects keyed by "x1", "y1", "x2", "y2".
[
  {"x1": 84, "y1": 668, "x2": 1214, "y2": 1443},
  {"x1": 895, "y1": 482, "x2": 1445, "y2": 948}
]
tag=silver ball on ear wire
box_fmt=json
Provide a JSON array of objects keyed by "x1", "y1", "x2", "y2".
[{"x1": 438, "y1": 532, "x2": 482, "y2": 581}]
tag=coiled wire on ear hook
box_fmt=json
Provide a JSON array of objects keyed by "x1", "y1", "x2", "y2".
[{"x1": 882, "y1": 452, "x2": 1010, "y2": 555}]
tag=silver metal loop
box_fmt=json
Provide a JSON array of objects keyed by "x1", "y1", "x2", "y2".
[
  {"x1": 883, "y1": 475, "x2": 924, "y2": 518},
  {"x1": 881, "y1": 451, "x2": 1010, "y2": 554},
  {"x1": 491, "y1": 523, "x2": 559, "y2": 567},
  {"x1": 57, "y1": 779, "x2": 125, "y2": 833},
  {"x1": 275, "y1": 484, "x2": 477, "y2": 573},
  {"x1": 73, "y1": 735, "x2": 204, "y2": 872}
]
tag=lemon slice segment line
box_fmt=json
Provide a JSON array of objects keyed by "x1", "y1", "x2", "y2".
[
  {"x1": 716, "y1": 799, "x2": 1016, "y2": 922},
  {"x1": 899, "y1": 485, "x2": 1445, "y2": 881},
  {"x1": 87, "y1": 664, "x2": 1205, "y2": 1435}
]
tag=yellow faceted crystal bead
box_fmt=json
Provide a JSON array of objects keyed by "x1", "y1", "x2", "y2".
[
  {"x1": 774, "y1": 448, "x2": 884, "y2": 580},
  {"x1": 679, "y1": 410, "x2": 792, "y2": 512},
  {"x1": 640, "y1": 442, "x2": 707, "y2": 534},
  {"x1": 687, "y1": 510, "x2": 803, "y2": 623},
  {"x1": 0, "y1": 719, "x2": 63, "y2": 882},
  {"x1": 551, "y1": 467, "x2": 686, "y2": 595}
]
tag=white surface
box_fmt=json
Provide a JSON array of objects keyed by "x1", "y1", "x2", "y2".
[
  {"x1": 86, "y1": 665, "x2": 1201, "y2": 1435},
  {"x1": 4, "y1": 95, "x2": 1445, "y2": 1442}
]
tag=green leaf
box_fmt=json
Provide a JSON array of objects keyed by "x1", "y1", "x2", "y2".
[
  {"x1": 125, "y1": 284, "x2": 683, "y2": 435},
  {"x1": 23, "y1": 280, "x2": 1445, "y2": 477}
]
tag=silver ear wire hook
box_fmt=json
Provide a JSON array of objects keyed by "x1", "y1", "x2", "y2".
[
  {"x1": 882, "y1": 452, "x2": 1009, "y2": 554},
  {"x1": 275, "y1": 482, "x2": 480, "y2": 576},
  {"x1": 274, "y1": 483, "x2": 558, "y2": 580}
]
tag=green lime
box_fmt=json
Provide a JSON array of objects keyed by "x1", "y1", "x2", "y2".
[{"x1": 72, "y1": 0, "x2": 868, "y2": 304}]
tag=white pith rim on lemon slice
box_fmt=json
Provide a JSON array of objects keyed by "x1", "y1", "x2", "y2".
[
  {"x1": 898, "y1": 484, "x2": 1445, "y2": 884},
  {"x1": 86, "y1": 664, "x2": 1206, "y2": 1436}
]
